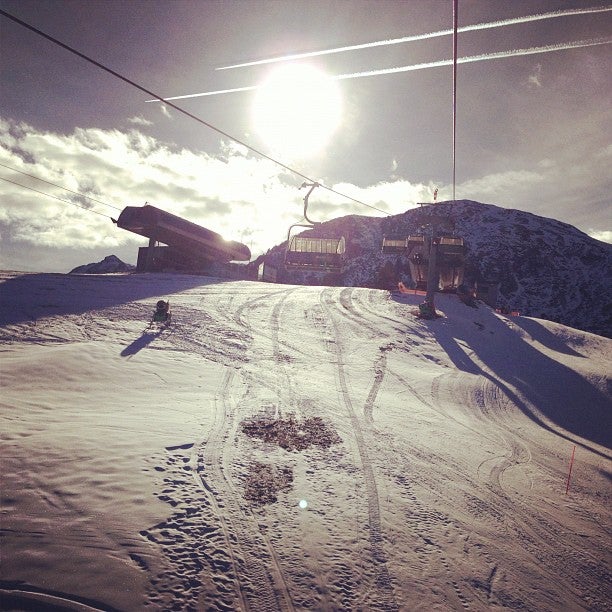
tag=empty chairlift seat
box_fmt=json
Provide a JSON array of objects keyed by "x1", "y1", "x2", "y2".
[
  {"x1": 436, "y1": 236, "x2": 466, "y2": 291},
  {"x1": 407, "y1": 235, "x2": 428, "y2": 259},
  {"x1": 381, "y1": 237, "x2": 408, "y2": 254},
  {"x1": 437, "y1": 236, "x2": 465, "y2": 261},
  {"x1": 381, "y1": 231, "x2": 466, "y2": 292},
  {"x1": 285, "y1": 235, "x2": 346, "y2": 270},
  {"x1": 407, "y1": 235, "x2": 429, "y2": 290}
]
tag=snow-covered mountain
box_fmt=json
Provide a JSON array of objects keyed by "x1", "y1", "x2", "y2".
[
  {"x1": 70, "y1": 254, "x2": 135, "y2": 274},
  {"x1": 258, "y1": 200, "x2": 611, "y2": 338}
]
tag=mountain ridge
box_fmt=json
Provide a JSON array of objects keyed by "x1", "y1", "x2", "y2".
[
  {"x1": 257, "y1": 200, "x2": 611, "y2": 338},
  {"x1": 69, "y1": 254, "x2": 135, "y2": 274},
  {"x1": 68, "y1": 201, "x2": 611, "y2": 338}
]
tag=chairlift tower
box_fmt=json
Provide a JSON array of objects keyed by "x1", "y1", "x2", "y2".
[
  {"x1": 381, "y1": 212, "x2": 466, "y2": 300},
  {"x1": 424, "y1": 225, "x2": 439, "y2": 308}
]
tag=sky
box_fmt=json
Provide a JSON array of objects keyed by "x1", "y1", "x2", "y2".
[{"x1": 0, "y1": 0, "x2": 611, "y2": 272}]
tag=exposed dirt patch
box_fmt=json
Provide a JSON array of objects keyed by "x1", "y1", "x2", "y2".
[
  {"x1": 243, "y1": 462, "x2": 294, "y2": 506},
  {"x1": 241, "y1": 414, "x2": 342, "y2": 506},
  {"x1": 241, "y1": 414, "x2": 342, "y2": 451}
]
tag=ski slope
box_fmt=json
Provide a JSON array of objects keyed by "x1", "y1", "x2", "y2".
[{"x1": 1, "y1": 271, "x2": 610, "y2": 611}]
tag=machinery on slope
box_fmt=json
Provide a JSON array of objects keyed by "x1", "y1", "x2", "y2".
[{"x1": 114, "y1": 204, "x2": 251, "y2": 272}]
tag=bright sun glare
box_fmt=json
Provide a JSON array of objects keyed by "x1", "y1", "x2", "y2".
[{"x1": 252, "y1": 64, "x2": 342, "y2": 159}]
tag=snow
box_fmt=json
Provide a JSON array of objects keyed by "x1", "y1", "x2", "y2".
[{"x1": 1, "y1": 270, "x2": 610, "y2": 611}]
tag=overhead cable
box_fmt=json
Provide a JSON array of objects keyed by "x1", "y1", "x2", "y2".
[
  {"x1": 0, "y1": 161, "x2": 122, "y2": 211},
  {"x1": 0, "y1": 9, "x2": 390, "y2": 217},
  {"x1": 0, "y1": 176, "x2": 113, "y2": 218}
]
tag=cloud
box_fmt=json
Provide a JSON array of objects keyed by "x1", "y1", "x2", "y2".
[
  {"x1": 1, "y1": 119, "x2": 608, "y2": 272},
  {"x1": 528, "y1": 63, "x2": 543, "y2": 88},
  {"x1": 454, "y1": 147, "x2": 610, "y2": 241},
  {"x1": 128, "y1": 115, "x2": 153, "y2": 126},
  {"x1": 0, "y1": 120, "x2": 427, "y2": 263},
  {"x1": 595, "y1": 144, "x2": 612, "y2": 159},
  {"x1": 458, "y1": 169, "x2": 545, "y2": 199}
]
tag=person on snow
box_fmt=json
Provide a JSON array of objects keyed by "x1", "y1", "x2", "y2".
[
  {"x1": 418, "y1": 299, "x2": 437, "y2": 319},
  {"x1": 152, "y1": 300, "x2": 171, "y2": 323}
]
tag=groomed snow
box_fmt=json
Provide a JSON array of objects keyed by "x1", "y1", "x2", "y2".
[{"x1": 1, "y1": 271, "x2": 610, "y2": 611}]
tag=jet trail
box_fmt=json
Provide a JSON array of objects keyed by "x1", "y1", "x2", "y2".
[
  {"x1": 148, "y1": 37, "x2": 611, "y2": 102},
  {"x1": 147, "y1": 85, "x2": 257, "y2": 102},
  {"x1": 216, "y1": 6, "x2": 612, "y2": 70},
  {"x1": 336, "y1": 37, "x2": 612, "y2": 81}
]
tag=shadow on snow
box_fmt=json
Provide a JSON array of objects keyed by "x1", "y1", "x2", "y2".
[
  {"x1": 429, "y1": 300, "x2": 611, "y2": 457},
  {"x1": 0, "y1": 271, "x2": 228, "y2": 328}
]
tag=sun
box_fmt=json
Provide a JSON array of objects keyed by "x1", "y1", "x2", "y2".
[{"x1": 251, "y1": 63, "x2": 342, "y2": 159}]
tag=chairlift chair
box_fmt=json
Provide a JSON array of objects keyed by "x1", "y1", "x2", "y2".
[
  {"x1": 436, "y1": 236, "x2": 466, "y2": 291},
  {"x1": 381, "y1": 237, "x2": 408, "y2": 254},
  {"x1": 381, "y1": 233, "x2": 429, "y2": 289},
  {"x1": 284, "y1": 182, "x2": 346, "y2": 272},
  {"x1": 285, "y1": 234, "x2": 346, "y2": 270},
  {"x1": 402, "y1": 235, "x2": 427, "y2": 289}
]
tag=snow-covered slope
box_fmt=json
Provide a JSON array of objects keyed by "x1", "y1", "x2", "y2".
[
  {"x1": 259, "y1": 200, "x2": 611, "y2": 338},
  {"x1": 1, "y1": 271, "x2": 610, "y2": 611}
]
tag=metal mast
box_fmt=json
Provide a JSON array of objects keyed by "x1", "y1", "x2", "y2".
[{"x1": 452, "y1": 0, "x2": 458, "y2": 202}]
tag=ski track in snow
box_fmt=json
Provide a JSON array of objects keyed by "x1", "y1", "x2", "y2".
[{"x1": 1, "y1": 272, "x2": 611, "y2": 611}]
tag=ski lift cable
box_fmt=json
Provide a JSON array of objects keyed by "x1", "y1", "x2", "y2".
[
  {"x1": 0, "y1": 9, "x2": 390, "y2": 218},
  {"x1": 0, "y1": 176, "x2": 113, "y2": 219},
  {"x1": 0, "y1": 161, "x2": 123, "y2": 211}
]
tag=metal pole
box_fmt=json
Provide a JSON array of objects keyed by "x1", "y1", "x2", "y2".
[
  {"x1": 565, "y1": 445, "x2": 576, "y2": 495},
  {"x1": 452, "y1": 0, "x2": 458, "y2": 202},
  {"x1": 301, "y1": 181, "x2": 319, "y2": 225},
  {"x1": 425, "y1": 235, "x2": 438, "y2": 307},
  {"x1": 145, "y1": 235, "x2": 157, "y2": 271}
]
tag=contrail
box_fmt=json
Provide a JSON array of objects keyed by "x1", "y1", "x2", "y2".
[
  {"x1": 147, "y1": 85, "x2": 258, "y2": 102},
  {"x1": 216, "y1": 6, "x2": 612, "y2": 70},
  {"x1": 336, "y1": 37, "x2": 612, "y2": 81},
  {"x1": 147, "y1": 37, "x2": 612, "y2": 102}
]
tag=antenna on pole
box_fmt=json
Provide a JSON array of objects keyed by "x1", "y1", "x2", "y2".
[{"x1": 452, "y1": 0, "x2": 458, "y2": 202}]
